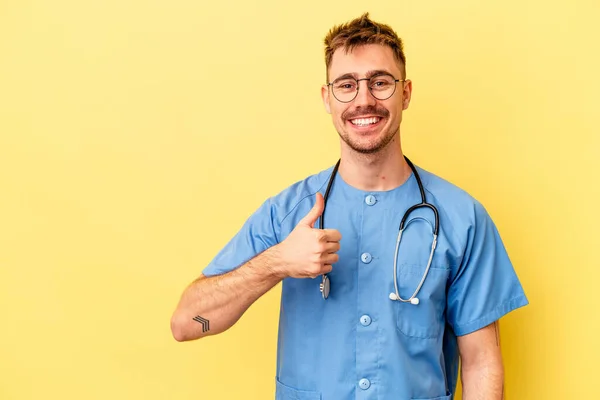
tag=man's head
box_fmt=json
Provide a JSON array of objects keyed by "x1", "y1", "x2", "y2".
[{"x1": 321, "y1": 13, "x2": 412, "y2": 155}]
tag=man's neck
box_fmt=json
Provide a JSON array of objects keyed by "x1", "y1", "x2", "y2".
[{"x1": 337, "y1": 140, "x2": 412, "y2": 192}]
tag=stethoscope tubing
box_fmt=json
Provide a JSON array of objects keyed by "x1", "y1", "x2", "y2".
[{"x1": 319, "y1": 156, "x2": 440, "y2": 303}]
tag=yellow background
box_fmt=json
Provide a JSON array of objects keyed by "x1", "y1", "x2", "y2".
[{"x1": 1, "y1": 0, "x2": 598, "y2": 399}]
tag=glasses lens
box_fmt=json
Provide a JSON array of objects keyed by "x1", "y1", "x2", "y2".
[
  {"x1": 369, "y1": 74, "x2": 396, "y2": 100},
  {"x1": 332, "y1": 78, "x2": 358, "y2": 102}
]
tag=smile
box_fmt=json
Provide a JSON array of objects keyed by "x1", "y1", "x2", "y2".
[{"x1": 349, "y1": 116, "x2": 382, "y2": 127}]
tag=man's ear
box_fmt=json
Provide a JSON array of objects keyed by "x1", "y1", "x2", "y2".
[
  {"x1": 321, "y1": 85, "x2": 331, "y2": 114},
  {"x1": 402, "y1": 79, "x2": 413, "y2": 110}
]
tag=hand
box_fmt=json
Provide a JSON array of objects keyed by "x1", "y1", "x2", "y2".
[{"x1": 277, "y1": 192, "x2": 342, "y2": 279}]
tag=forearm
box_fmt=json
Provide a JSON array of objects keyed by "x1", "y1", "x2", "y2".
[
  {"x1": 459, "y1": 321, "x2": 505, "y2": 400},
  {"x1": 460, "y1": 352, "x2": 504, "y2": 399},
  {"x1": 170, "y1": 245, "x2": 286, "y2": 341}
]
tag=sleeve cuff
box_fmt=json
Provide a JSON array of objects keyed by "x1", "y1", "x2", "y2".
[{"x1": 451, "y1": 294, "x2": 529, "y2": 336}]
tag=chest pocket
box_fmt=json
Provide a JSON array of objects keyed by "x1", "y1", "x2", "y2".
[
  {"x1": 394, "y1": 263, "x2": 449, "y2": 339},
  {"x1": 387, "y1": 208, "x2": 450, "y2": 339},
  {"x1": 275, "y1": 378, "x2": 321, "y2": 400}
]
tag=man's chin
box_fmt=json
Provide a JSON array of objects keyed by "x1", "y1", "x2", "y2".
[
  {"x1": 343, "y1": 139, "x2": 386, "y2": 154},
  {"x1": 340, "y1": 130, "x2": 397, "y2": 155}
]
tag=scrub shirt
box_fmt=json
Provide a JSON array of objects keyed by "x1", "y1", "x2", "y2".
[{"x1": 202, "y1": 163, "x2": 528, "y2": 400}]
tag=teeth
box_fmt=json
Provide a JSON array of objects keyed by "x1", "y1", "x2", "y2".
[{"x1": 350, "y1": 117, "x2": 380, "y2": 126}]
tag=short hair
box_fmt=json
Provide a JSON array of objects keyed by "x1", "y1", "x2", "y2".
[{"x1": 323, "y1": 13, "x2": 406, "y2": 81}]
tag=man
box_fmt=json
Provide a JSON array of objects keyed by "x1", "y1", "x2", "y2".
[{"x1": 171, "y1": 13, "x2": 528, "y2": 400}]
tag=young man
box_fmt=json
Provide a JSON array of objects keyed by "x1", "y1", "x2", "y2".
[{"x1": 171, "y1": 13, "x2": 528, "y2": 400}]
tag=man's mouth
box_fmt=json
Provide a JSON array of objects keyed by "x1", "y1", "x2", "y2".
[{"x1": 349, "y1": 116, "x2": 382, "y2": 127}]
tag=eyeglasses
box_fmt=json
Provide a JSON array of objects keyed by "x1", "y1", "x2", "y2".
[{"x1": 327, "y1": 73, "x2": 405, "y2": 103}]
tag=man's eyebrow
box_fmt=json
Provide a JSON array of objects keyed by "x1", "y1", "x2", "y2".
[
  {"x1": 331, "y1": 69, "x2": 394, "y2": 82},
  {"x1": 330, "y1": 72, "x2": 357, "y2": 82},
  {"x1": 365, "y1": 69, "x2": 393, "y2": 78}
]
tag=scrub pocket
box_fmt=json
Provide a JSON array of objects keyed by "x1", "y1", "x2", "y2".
[
  {"x1": 395, "y1": 264, "x2": 449, "y2": 339},
  {"x1": 412, "y1": 394, "x2": 452, "y2": 400},
  {"x1": 275, "y1": 378, "x2": 321, "y2": 400}
]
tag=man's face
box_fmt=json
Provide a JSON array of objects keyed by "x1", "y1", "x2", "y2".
[{"x1": 321, "y1": 44, "x2": 412, "y2": 154}]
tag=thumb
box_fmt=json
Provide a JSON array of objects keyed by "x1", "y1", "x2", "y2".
[{"x1": 299, "y1": 192, "x2": 324, "y2": 228}]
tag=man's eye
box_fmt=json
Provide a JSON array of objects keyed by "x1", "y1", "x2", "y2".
[
  {"x1": 372, "y1": 80, "x2": 391, "y2": 88},
  {"x1": 335, "y1": 82, "x2": 356, "y2": 90}
]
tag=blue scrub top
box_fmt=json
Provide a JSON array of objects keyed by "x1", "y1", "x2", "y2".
[{"x1": 202, "y1": 163, "x2": 528, "y2": 400}]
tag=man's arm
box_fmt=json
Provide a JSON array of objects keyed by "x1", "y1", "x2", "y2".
[
  {"x1": 170, "y1": 193, "x2": 341, "y2": 342},
  {"x1": 170, "y1": 245, "x2": 286, "y2": 341},
  {"x1": 458, "y1": 321, "x2": 504, "y2": 400}
]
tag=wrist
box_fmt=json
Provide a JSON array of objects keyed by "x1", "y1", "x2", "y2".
[{"x1": 264, "y1": 244, "x2": 289, "y2": 280}]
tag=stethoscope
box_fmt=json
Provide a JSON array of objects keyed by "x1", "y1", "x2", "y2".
[{"x1": 319, "y1": 156, "x2": 439, "y2": 305}]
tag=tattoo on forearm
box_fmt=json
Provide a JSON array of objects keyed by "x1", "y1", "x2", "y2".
[{"x1": 193, "y1": 316, "x2": 210, "y2": 332}]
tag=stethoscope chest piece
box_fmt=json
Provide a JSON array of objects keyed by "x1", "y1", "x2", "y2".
[{"x1": 320, "y1": 275, "x2": 330, "y2": 299}]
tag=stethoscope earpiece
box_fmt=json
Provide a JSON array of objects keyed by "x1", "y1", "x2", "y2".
[{"x1": 389, "y1": 292, "x2": 420, "y2": 305}]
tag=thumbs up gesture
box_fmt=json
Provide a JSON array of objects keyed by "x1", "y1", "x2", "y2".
[{"x1": 277, "y1": 193, "x2": 342, "y2": 279}]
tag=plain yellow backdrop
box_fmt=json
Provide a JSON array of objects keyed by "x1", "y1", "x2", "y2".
[{"x1": 1, "y1": 0, "x2": 598, "y2": 399}]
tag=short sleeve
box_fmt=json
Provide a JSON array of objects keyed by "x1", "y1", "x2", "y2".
[
  {"x1": 202, "y1": 198, "x2": 280, "y2": 277},
  {"x1": 446, "y1": 201, "x2": 528, "y2": 336}
]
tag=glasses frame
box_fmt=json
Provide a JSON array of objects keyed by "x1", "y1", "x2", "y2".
[{"x1": 327, "y1": 73, "x2": 407, "y2": 103}]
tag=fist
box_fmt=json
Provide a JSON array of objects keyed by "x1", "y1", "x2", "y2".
[{"x1": 278, "y1": 193, "x2": 342, "y2": 279}]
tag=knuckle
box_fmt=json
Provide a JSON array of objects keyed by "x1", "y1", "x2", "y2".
[{"x1": 309, "y1": 264, "x2": 322, "y2": 276}]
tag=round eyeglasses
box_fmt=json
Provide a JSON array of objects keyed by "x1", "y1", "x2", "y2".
[{"x1": 327, "y1": 73, "x2": 405, "y2": 103}]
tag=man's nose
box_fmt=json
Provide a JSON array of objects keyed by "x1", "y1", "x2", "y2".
[{"x1": 353, "y1": 80, "x2": 377, "y2": 107}]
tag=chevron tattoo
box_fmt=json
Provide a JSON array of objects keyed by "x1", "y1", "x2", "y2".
[{"x1": 192, "y1": 315, "x2": 210, "y2": 332}]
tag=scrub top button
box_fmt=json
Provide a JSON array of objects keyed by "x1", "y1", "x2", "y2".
[
  {"x1": 365, "y1": 195, "x2": 377, "y2": 206},
  {"x1": 359, "y1": 378, "x2": 371, "y2": 390},
  {"x1": 359, "y1": 315, "x2": 371, "y2": 326},
  {"x1": 360, "y1": 252, "x2": 372, "y2": 264}
]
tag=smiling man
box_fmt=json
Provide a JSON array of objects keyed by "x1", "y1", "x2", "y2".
[{"x1": 171, "y1": 13, "x2": 528, "y2": 400}]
